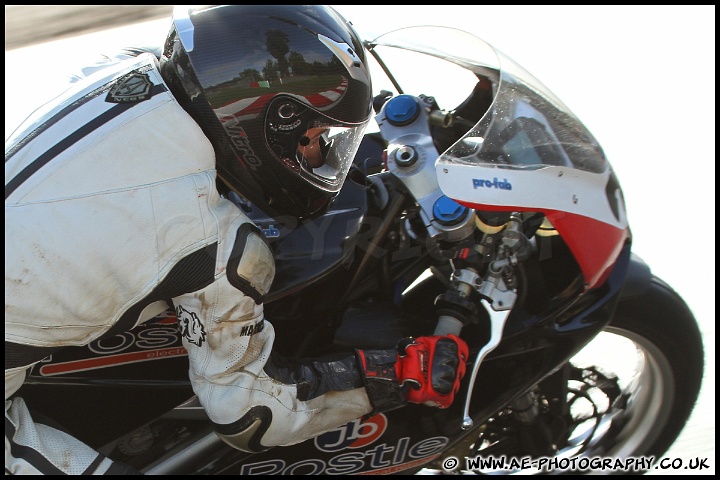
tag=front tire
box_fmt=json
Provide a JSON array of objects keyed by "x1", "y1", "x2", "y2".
[
  {"x1": 432, "y1": 274, "x2": 705, "y2": 475},
  {"x1": 536, "y1": 274, "x2": 704, "y2": 473},
  {"x1": 598, "y1": 275, "x2": 705, "y2": 460}
]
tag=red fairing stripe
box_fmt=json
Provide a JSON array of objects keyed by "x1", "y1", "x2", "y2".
[
  {"x1": 544, "y1": 210, "x2": 628, "y2": 289},
  {"x1": 457, "y1": 202, "x2": 629, "y2": 290}
]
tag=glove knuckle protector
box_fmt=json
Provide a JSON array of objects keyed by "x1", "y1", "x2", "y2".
[
  {"x1": 357, "y1": 334, "x2": 469, "y2": 412},
  {"x1": 406, "y1": 334, "x2": 468, "y2": 408}
]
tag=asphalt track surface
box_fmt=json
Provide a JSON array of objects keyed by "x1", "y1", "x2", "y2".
[{"x1": 4, "y1": 5, "x2": 173, "y2": 51}]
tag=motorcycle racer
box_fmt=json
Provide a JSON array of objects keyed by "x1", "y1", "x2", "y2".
[{"x1": 5, "y1": 5, "x2": 468, "y2": 475}]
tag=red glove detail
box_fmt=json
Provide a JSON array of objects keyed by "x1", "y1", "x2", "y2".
[{"x1": 395, "y1": 334, "x2": 469, "y2": 408}]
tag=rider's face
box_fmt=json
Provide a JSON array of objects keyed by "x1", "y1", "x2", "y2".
[{"x1": 298, "y1": 127, "x2": 328, "y2": 168}]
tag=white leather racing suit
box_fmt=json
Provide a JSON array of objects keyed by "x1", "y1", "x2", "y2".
[{"x1": 5, "y1": 53, "x2": 376, "y2": 474}]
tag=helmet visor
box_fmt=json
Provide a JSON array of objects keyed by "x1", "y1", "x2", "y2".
[{"x1": 266, "y1": 97, "x2": 370, "y2": 192}]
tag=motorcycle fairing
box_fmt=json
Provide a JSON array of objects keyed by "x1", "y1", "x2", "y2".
[
  {"x1": 436, "y1": 69, "x2": 629, "y2": 289},
  {"x1": 438, "y1": 164, "x2": 629, "y2": 289},
  {"x1": 367, "y1": 26, "x2": 630, "y2": 289}
]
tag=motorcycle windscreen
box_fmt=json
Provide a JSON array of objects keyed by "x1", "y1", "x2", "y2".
[{"x1": 436, "y1": 63, "x2": 629, "y2": 289}]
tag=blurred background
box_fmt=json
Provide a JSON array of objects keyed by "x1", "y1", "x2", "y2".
[
  {"x1": 4, "y1": 5, "x2": 172, "y2": 50},
  {"x1": 5, "y1": 5, "x2": 715, "y2": 475}
]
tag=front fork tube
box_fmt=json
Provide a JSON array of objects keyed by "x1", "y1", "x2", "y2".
[
  {"x1": 433, "y1": 212, "x2": 530, "y2": 430},
  {"x1": 511, "y1": 391, "x2": 557, "y2": 457}
]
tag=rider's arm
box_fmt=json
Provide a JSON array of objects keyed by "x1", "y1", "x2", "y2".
[{"x1": 171, "y1": 219, "x2": 467, "y2": 452}]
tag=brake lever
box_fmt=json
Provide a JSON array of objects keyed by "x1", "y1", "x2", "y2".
[
  {"x1": 433, "y1": 268, "x2": 515, "y2": 430},
  {"x1": 435, "y1": 213, "x2": 527, "y2": 430},
  {"x1": 460, "y1": 306, "x2": 510, "y2": 429}
]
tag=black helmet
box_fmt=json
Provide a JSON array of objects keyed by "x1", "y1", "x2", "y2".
[{"x1": 160, "y1": 5, "x2": 373, "y2": 220}]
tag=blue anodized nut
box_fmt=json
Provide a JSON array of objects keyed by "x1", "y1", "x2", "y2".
[
  {"x1": 433, "y1": 195, "x2": 468, "y2": 226},
  {"x1": 385, "y1": 94, "x2": 420, "y2": 126}
]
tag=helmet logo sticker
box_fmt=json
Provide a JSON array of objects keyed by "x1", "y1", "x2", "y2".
[
  {"x1": 106, "y1": 71, "x2": 153, "y2": 104},
  {"x1": 226, "y1": 124, "x2": 263, "y2": 171},
  {"x1": 177, "y1": 305, "x2": 206, "y2": 347}
]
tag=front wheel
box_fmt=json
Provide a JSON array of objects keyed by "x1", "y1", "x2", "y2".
[
  {"x1": 580, "y1": 275, "x2": 704, "y2": 461},
  {"x1": 435, "y1": 274, "x2": 704, "y2": 475}
]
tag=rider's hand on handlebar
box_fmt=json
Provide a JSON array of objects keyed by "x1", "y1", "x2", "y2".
[
  {"x1": 356, "y1": 334, "x2": 469, "y2": 414},
  {"x1": 396, "y1": 334, "x2": 469, "y2": 408}
]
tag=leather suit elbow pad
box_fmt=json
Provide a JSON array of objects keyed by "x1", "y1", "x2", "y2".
[
  {"x1": 214, "y1": 406, "x2": 273, "y2": 453},
  {"x1": 210, "y1": 384, "x2": 372, "y2": 453},
  {"x1": 211, "y1": 351, "x2": 371, "y2": 452},
  {"x1": 227, "y1": 223, "x2": 275, "y2": 303}
]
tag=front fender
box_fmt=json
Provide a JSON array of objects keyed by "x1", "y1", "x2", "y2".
[{"x1": 619, "y1": 253, "x2": 653, "y2": 300}]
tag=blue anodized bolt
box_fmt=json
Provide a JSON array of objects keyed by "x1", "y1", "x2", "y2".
[
  {"x1": 385, "y1": 94, "x2": 420, "y2": 126},
  {"x1": 433, "y1": 195, "x2": 468, "y2": 226}
]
